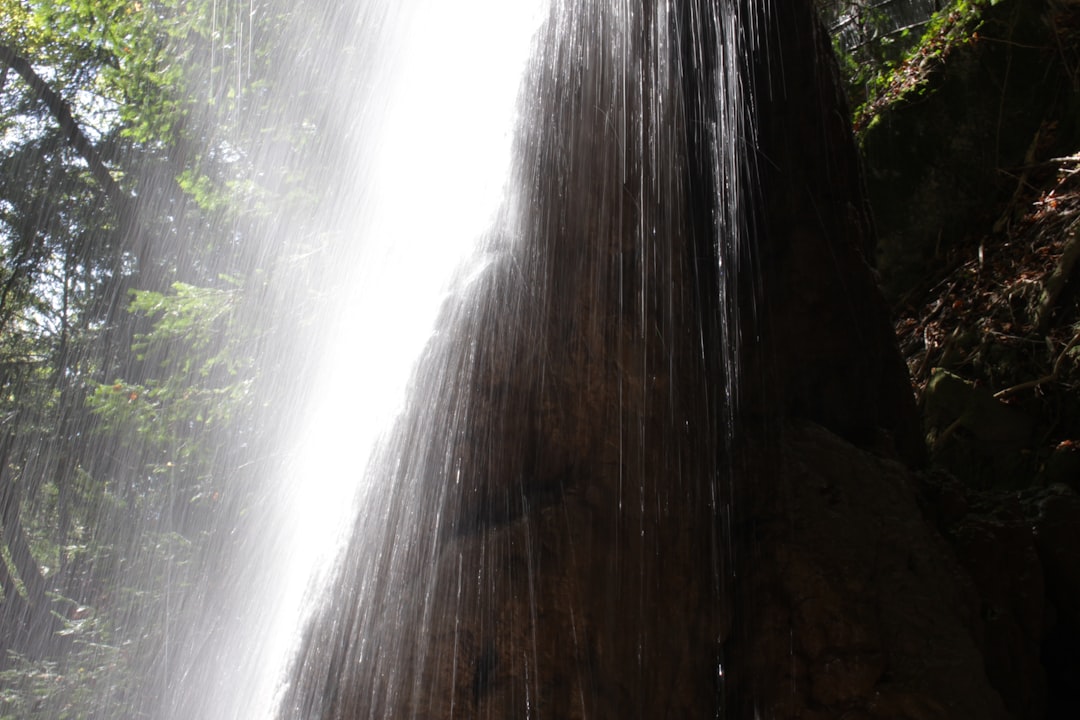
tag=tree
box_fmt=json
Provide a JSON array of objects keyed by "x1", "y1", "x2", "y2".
[{"x1": 0, "y1": 2, "x2": 307, "y2": 716}]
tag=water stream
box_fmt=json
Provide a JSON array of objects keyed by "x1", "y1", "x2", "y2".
[
  {"x1": 1, "y1": 0, "x2": 771, "y2": 717},
  {"x1": 278, "y1": 1, "x2": 765, "y2": 716},
  {"x1": 173, "y1": 2, "x2": 550, "y2": 717}
]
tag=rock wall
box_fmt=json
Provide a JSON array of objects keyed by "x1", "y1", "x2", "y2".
[
  {"x1": 862, "y1": 0, "x2": 1080, "y2": 300},
  {"x1": 858, "y1": 1, "x2": 1080, "y2": 716},
  {"x1": 281, "y1": 2, "x2": 1025, "y2": 718},
  {"x1": 725, "y1": 3, "x2": 1011, "y2": 716},
  {"x1": 731, "y1": 422, "x2": 1009, "y2": 719}
]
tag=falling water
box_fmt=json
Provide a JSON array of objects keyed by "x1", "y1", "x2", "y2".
[
  {"x1": 0, "y1": 0, "x2": 777, "y2": 717},
  {"x1": 1, "y1": 0, "x2": 544, "y2": 718},
  {"x1": 280, "y1": 1, "x2": 768, "y2": 717},
  {"x1": 159, "y1": 2, "x2": 552, "y2": 718}
]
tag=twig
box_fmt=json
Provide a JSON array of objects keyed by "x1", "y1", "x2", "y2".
[
  {"x1": 994, "y1": 328, "x2": 1080, "y2": 398},
  {"x1": 933, "y1": 415, "x2": 965, "y2": 451},
  {"x1": 1036, "y1": 219, "x2": 1080, "y2": 331}
]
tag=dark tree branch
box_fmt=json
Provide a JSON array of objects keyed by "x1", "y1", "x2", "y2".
[{"x1": 0, "y1": 43, "x2": 134, "y2": 219}]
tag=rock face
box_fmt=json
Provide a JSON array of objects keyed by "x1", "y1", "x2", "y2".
[
  {"x1": 862, "y1": 0, "x2": 1080, "y2": 300},
  {"x1": 282, "y1": 2, "x2": 1019, "y2": 718},
  {"x1": 1033, "y1": 488, "x2": 1080, "y2": 718},
  {"x1": 918, "y1": 477, "x2": 1080, "y2": 719},
  {"x1": 720, "y1": 7, "x2": 1009, "y2": 712},
  {"x1": 732, "y1": 423, "x2": 1009, "y2": 720},
  {"x1": 855, "y1": 1, "x2": 1080, "y2": 716},
  {"x1": 284, "y1": 3, "x2": 730, "y2": 716},
  {"x1": 741, "y1": 1, "x2": 924, "y2": 468}
]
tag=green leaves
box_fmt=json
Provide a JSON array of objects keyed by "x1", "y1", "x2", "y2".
[
  {"x1": 827, "y1": 1, "x2": 993, "y2": 131},
  {"x1": 128, "y1": 280, "x2": 238, "y2": 357},
  {"x1": 0, "y1": 2, "x2": 310, "y2": 712},
  {"x1": 89, "y1": 279, "x2": 256, "y2": 474}
]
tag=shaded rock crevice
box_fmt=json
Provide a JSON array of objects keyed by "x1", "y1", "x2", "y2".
[{"x1": 730, "y1": 421, "x2": 1009, "y2": 720}]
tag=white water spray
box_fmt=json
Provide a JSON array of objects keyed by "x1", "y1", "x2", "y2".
[{"x1": 240, "y1": 3, "x2": 548, "y2": 717}]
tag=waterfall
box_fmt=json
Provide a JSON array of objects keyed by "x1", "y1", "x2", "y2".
[
  {"x1": 1, "y1": 0, "x2": 971, "y2": 713},
  {"x1": 280, "y1": 1, "x2": 768, "y2": 716},
  {"x1": 183, "y1": 2, "x2": 552, "y2": 718},
  {"x1": 61, "y1": 2, "x2": 548, "y2": 718},
  {"x1": 0, "y1": 0, "x2": 784, "y2": 717}
]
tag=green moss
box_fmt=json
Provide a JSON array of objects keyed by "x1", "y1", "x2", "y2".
[{"x1": 828, "y1": 0, "x2": 995, "y2": 134}]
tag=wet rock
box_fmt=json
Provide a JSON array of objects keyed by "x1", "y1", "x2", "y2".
[
  {"x1": 862, "y1": 0, "x2": 1080, "y2": 300},
  {"x1": 916, "y1": 482, "x2": 1080, "y2": 718},
  {"x1": 1032, "y1": 486, "x2": 1080, "y2": 628},
  {"x1": 1044, "y1": 442, "x2": 1080, "y2": 491},
  {"x1": 950, "y1": 503, "x2": 1047, "y2": 717},
  {"x1": 731, "y1": 422, "x2": 1009, "y2": 720},
  {"x1": 923, "y1": 369, "x2": 1034, "y2": 489},
  {"x1": 745, "y1": 0, "x2": 925, "y2": 468},
  {"x1": 1030, "y1": 486, "x2": 1080, "y2": 717}
]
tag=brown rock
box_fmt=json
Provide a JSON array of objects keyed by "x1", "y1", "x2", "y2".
[
  {"x1": 731, "y1": 422, "x2": 1009, "y2": 720},
  {"x1": 951, "y1": 508, "x2": 1047, "y2": 717}
]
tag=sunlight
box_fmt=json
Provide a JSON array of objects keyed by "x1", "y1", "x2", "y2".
[{"x1": 250, "y1": 2, "x2": 549, "y2": 715}]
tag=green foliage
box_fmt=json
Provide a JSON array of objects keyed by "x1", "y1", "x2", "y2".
[
  {"x1": 0, "y1": 3, "x2": 292, "y2": 714},
  {"x1": 89, "y1": 279, "x2": 256, "y2": 495},
  {"x1": 0, "y1": 624, "x2": 130, "y2": 720},
  {"x1": 826, "y1": 1, "x2": 908, "y2": 92},
  {"x1": 825, "y1": 1, "x2": 1000, "y2": 130},
  {"x1": 0, "y1": 0, "x2": 366, "y2": 716}
]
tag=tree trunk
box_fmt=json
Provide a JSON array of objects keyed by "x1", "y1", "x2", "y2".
[{"x1": 0, "y1": 438, "x2": 61, "y2": 660}]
